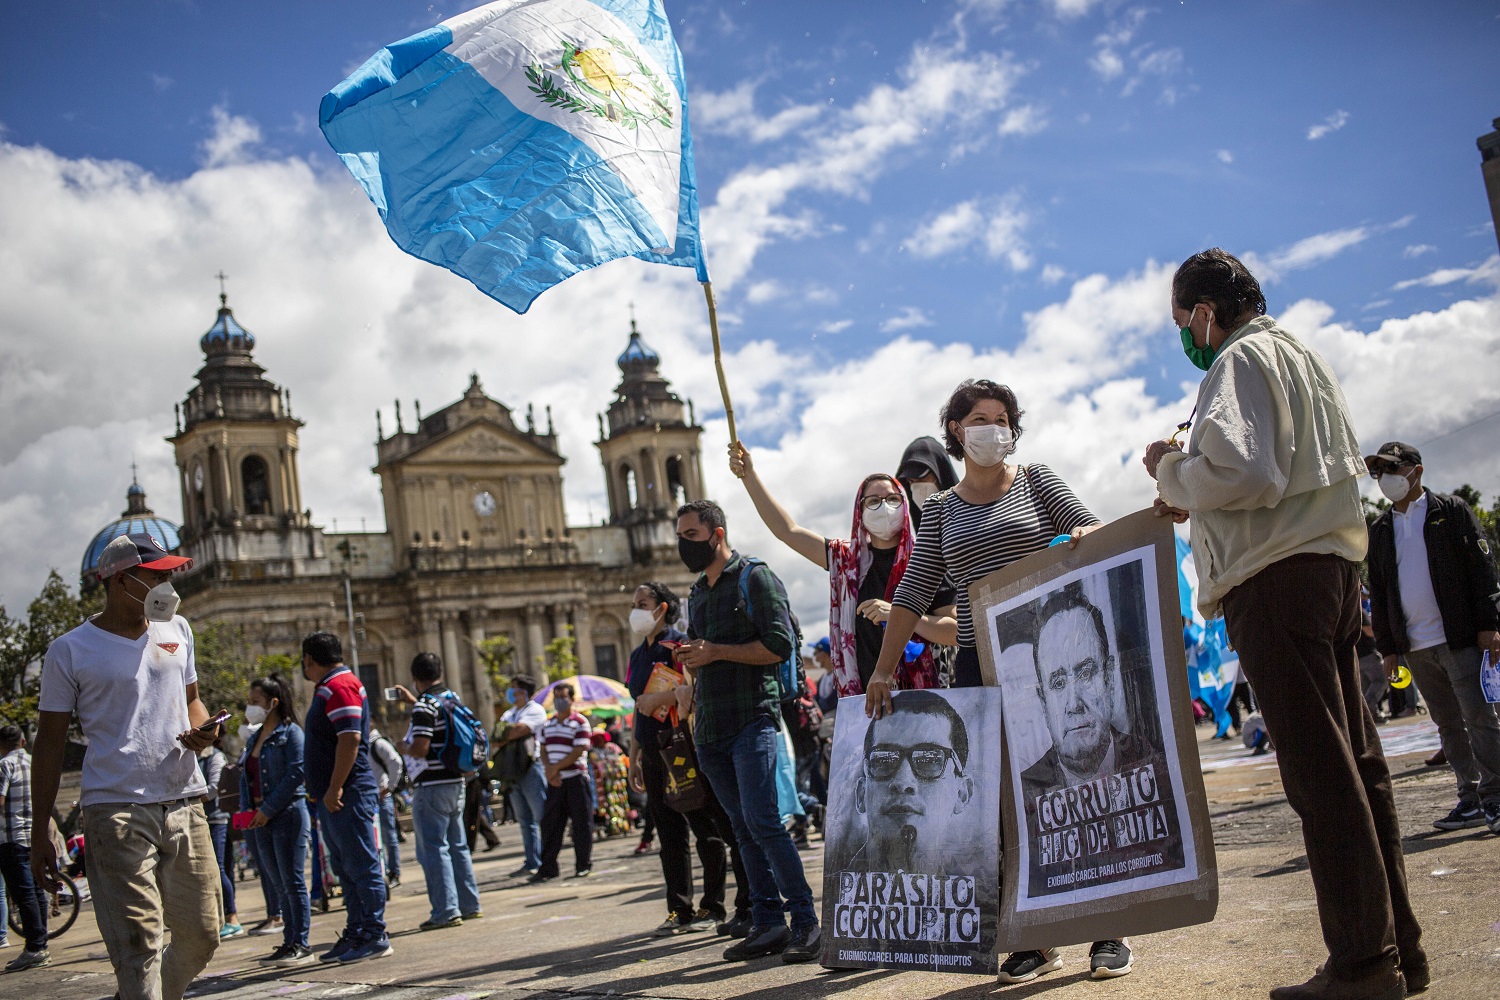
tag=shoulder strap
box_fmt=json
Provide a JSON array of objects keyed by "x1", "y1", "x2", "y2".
[{"x1": 1020, "y1": 465, "x2": 1055, "y2": 534}]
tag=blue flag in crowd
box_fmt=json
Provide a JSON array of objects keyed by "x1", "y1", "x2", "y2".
[
  {"x1": 319, "y1": 0, "x2": 707, "y2": 314},
  {"x1": 1176, "y1": 534, "x2": 1241, "y2": 738}
]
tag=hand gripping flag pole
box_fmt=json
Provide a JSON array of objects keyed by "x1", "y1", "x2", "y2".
[{"x1": 320, "y1": 0, "x2": 736, "y2": 440}]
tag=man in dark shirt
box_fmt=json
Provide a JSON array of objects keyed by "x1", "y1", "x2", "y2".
[{"x1": 674, "y1": 499, "x2": 820, "y2": 964}]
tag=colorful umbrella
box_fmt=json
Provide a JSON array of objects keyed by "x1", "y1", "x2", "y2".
[{"x1": 535, "y1": 675, "x2": 635, "y2": 718}]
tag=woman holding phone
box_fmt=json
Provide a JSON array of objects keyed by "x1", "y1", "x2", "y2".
[{"x1": 238, "y1": 673, "x2": 314, "y2": 967}]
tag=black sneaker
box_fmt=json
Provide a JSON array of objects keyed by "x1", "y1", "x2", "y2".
[
  {"x1": 723, "y1": 924, "x2": 791, "y2": 961},
  {"x1": 1483, "y1": 802, "x2": 1500, "y2": 835},
  {"x1": 782, "y1": 923, "x2": 821, "y2": 963},
  {"x1": 419, "y1": 916, "x2": 464, "y2": 931},
  {"x1": 717, "y1": 912, "x2": 752, "y2": 938},
  {"x1": 272, "y1": 944, "x2": 316, "y2": 967},
  {"x1": 527, "y1": 871, "x2": 558, "y2": 884},
  {"x1": 1432, "y1": 803, "x2": 1485, "y2": 830},
  {"x1": 260, "y1": 944, "x2": 293, "y2": 964},
  {"x1": 319, "y1": 935, "x2": 354, "y2": 964},
  {"x1": 1089, "y1": 939, "x2": 1133, "y2": 979},
  {"x1": 998, "y1": 948, "x2": 1062, "y2": 983}
]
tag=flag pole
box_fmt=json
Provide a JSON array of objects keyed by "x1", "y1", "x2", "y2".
[{"x1": 701, "y1": 280, "x2": 737, "y2": 447}]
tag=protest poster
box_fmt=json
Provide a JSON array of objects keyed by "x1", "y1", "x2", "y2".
[
  {"x1": 971, "y1": 509, "x2": 1218, "y2": 951},
  {"x1": 820, "y1": 687, "x2": 1003, "y2": 975}
]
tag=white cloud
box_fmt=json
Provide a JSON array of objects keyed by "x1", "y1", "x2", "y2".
[
  {"x1": 1216, "y1": 149, "x2": 1234, "y2": 164},
  {"x1": 998, "y1": 104, "x2": 1048, "y2": 136},
  {"x1": 1307, "y1": 109, "x2": 1350, "y2": 141},
  {"x1": 1401, "y1": 244, "x2": 1436, "y2": 259},
  {"x1": 1050, "y1": 0, "x2": 1105, "y2": 19},
  {"x1": 817, "y1": 319, "x2": 854, "y2": 334},
  {"x1": 1244, "y1": 216, "x2": 1414, "y2": 282},
  {"x1": 151, "y1": 73, "x2": 174, "y2": 94},
  {"x1": 745, "y1": 279, "x2": 783, "y2": 305},
  {"x1": 199, "y1": 105, "x2": 262, "y2": 168},
  {"x1": 907, "y1": 193, "x2": 1031, "y2": 270},
  {"x1": 880, "y1": 307, "x2": 934, "y2": 333},
  {"x1": 1040, "y1": 264, "x2": 1067, "y2": 284},
  {"x1": 1089, "y1": 9, "x2": 1182, "y2": 100},
  {"x1": 1392, "y1": 255, "x2": 1500, "y2": 291},
  {"x1": 693, "y1": 81, "x2": 823, "y2": 144}
]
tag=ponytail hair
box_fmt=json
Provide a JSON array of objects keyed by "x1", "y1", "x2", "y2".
[{"x1": 251, "y1": 672, "x2": 298, "y2": 721}]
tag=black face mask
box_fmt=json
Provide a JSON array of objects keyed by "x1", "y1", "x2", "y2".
[{"x1": 678, "y1": 535, "x2": 718, "y2": 573}]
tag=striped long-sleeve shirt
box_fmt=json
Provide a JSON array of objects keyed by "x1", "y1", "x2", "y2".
[{"x1": 893, "y1": 464, "x2": 1100, "y2": 647}]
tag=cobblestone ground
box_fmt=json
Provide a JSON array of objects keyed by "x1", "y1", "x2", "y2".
[{"x1": 18, "y1": 717, "x2": 1500, "y2": 1000}]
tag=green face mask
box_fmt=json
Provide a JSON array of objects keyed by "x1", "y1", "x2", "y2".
[{"x1": 1179, "y1": 308, "x2": 1216, "y2": 371}]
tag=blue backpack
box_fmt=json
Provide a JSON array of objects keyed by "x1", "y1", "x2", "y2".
[
  {"x1": 736, "y1": 557, "x2": 806, "y2": 704},
  {"x1": 426, "y1": 690, "x2": 489, "y2": 776}
]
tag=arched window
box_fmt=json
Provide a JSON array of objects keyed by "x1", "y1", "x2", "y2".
[
  {"x1": 665, "y1": 456, "x2": 687, "y2": 508},
  {"x1": 620, "y1": 464, "x2": 638, "y2": 510},
  {"x1": 242, "y1": 455, "x2": 272, "y2": 515}
]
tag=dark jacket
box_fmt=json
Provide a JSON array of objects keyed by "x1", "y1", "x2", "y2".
[
  {"x1": 239, "y1": 719, "x2": 307, "y2": 819},
  {"x1": 1367, "y1": 489, "x2": 1500, "y2": 656}
]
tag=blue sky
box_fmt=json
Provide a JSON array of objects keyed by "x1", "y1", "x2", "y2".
[{"x1": 1, "y1": 0, "x2": 1498, "y2": 626}]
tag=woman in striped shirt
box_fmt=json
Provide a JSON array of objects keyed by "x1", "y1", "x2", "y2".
[{"x1": 867, "y1": 379, "x2": 1101, "y2": 706}]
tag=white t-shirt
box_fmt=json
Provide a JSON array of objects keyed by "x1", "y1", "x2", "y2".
[
  {"x1": 40, "y1": 616, "x2": 209, "y2": 808},
  {"x1": 1393, "y1": 494, "x2": 1447, "y2": 652},
  {"x1": 500, "y1": 700, "x2": 549, "y2": 760}
]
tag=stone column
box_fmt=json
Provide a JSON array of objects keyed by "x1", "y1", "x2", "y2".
[
  {"x1": 441, "y1": 614, "x2": 466, "y2": 704},
  {"x1": 525, "y1": 605, "x2": 547, "y2": 683},
  {"x1": 420, "y1": 615, "x2": 442, "y2": 668},
  {"x1": 573, "y1": 602, "x2": 596, "y2": 676},
  {"x1": 466, "y1": 611, "x2": 495, "y2": 728}
]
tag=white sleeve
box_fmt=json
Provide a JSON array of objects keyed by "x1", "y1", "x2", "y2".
[
  {"x1": 38, "y1": 637, "x2": 78, "y2": 714},
  {"x1": 521, "y1": 702, "x2": 548, "y2": 731},
  {"x1": 179, "y1": 616, "x2": 199, "y2": 686}
]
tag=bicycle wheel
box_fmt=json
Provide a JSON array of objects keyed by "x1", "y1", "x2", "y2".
[{"x1": 9, "y1": 872, "x2": 81, "y2": 940}]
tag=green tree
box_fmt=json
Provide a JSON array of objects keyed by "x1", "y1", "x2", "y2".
[
  {"x1": 472, "y1": 635, "x2": 515, "y2": 692},
  {"x1": 537, "y1": 626, "x2": 577, "y2": 683},
  {"x1": 1452, "y1": 484, "x2": 1500, "y2": 557},
  {"x1": 0, "y1": 570, "x2": 102, "y2": 734},
  {"x1": 192, "y1": 621, "x2": 260, "y2": 736}
]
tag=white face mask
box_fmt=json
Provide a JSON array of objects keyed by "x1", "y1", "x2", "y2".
[
  {"x1": 244, "y1": 704, "x2": 268, "y2": 726},
  {"x1": 1377, "y1": 471, "x2": 1412, "y2": 503},
  {"x1": 629, "y1": 607, "x2": 660, "y2": 636},
  {"x1": 126, "y1": 574, "x2": 182, "y2": 622},
  {"x1": 908, "y1": 482, "x2": 940, "y2": 507},
  {"x1": 863, "y1": 504, "x2": 905, "y2": 541},
  {"x1": 962, "y1": 423, "x2": 1013, "y2": 467}
]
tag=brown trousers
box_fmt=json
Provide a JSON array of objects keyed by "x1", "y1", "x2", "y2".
[{"x1": 1222, "y1": 553, "x2": 1422, "y2": 982}]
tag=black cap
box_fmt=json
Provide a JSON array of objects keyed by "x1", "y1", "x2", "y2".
[{"x1": 1363, "y1": 441, "x2": 1422, "y2": 472}]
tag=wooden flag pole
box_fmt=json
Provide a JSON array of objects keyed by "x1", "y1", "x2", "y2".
[{"x1": 701, "y1": 280, "x2": 737, "y2": 447}]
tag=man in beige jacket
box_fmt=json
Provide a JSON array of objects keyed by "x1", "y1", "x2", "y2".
[{"x1": 1144, "y1": 249, "x2": 1424, "y2": 1000}]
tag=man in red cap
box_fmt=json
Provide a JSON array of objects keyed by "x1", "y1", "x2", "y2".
[{"x1": 31, "y1": 532, "x2": 226, "y2": 1000}]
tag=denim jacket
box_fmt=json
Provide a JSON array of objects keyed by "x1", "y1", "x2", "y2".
[{"x1": 239, "y1": 720, "x2": 306, "y2": 819}]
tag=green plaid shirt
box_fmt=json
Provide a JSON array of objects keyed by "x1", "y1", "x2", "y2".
[{"x1": 687, "y1": 552, "x2": 795, "y2": 746}]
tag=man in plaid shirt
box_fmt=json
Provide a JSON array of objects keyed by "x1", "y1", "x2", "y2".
[
  {"x1": 674, "y1": 500, "x2": 820, "y2": 964},
  {"x1": 0, "y1": 725, "x2": 49, "y2": 969}
]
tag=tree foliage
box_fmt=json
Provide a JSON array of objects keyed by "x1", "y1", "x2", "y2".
[
  {"x1": 538, "y1": 626, "x2": 578, "y2": 683},
  {"x1": 473, "y1": 635, "x2": 515, "y2": 692},
  {"x1": 0, "y1": 570, "x2": 102, "y2": 736},
  {"x1": 192, "y1": 621, "x2": 261, "y2": 736}
]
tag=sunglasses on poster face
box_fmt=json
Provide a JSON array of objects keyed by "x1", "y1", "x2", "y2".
[{"x1": 866, "y1": 743, "x2": 962, "y2": 781}]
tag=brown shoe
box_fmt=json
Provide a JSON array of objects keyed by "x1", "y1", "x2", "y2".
[
  {"x1": 1425, "y1": 749, "x2": 1447, "y2": 767},
  {"x1": 1269, "y1": 967, "x2": 1405, "y2": 1000}
]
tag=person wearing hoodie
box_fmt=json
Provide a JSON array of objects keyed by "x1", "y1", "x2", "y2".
[
  {"x1": 729, "y1": 444, "x2": 958, "y2": 698},
  {"x1": 895, "y1": 436, "x2": 959, "y2": 532}
]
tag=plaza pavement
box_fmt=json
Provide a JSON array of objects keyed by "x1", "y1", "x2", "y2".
[{"x1": 19, "y1": 716, "x2": 1500, "y2": 1000}]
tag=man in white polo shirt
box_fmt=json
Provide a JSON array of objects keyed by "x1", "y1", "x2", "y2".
[{"x1": 31, "y1": 533, "x2": 225, "y2": 1000}]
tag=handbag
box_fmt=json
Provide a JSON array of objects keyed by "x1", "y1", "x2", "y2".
[
  {"x1": 657, "y1": 724, "x2": 708, "y2": 814},
  {"x1": 493, "y1": 735, "x2": 535, "y2": 784}
]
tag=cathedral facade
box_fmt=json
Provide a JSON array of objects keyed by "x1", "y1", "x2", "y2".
[{"x1": 114, "y1": 292, "x2": 704, "y2": 728}]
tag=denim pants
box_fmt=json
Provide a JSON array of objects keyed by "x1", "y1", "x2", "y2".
[
  {"x1": 318, "y1": 793, "x2": 387, "y2": 944},
  {"x1": 508, "y1": 761, "x2": 546, "y2": 870},
  {"x1": 0, "y1": 842, "x2": 47, "y2": 951},
  {"x1": 411, "y1": 782, "x2": 481, "y2": 922},
  {"x1": 244, "y1": 824, "x2": 280, "y2": 919},
  {"x1": 83, "y1": 800, "x2": 221, "y2": 1000},
  {"x1": 1405, "y1": 644, "x2": 1500, "y2": 808},
  {"x1": 696, "y1": 715, "x2": 817, "y2": 931},
  {"x1": 252, "y1": 801, "x2": 311, "y2": 949},
  {"x1": 378, "y1": 794, "x2": 401, "y2": 876},
  {"x1": 207, "y1": 822, "x2": 236, "y2": 918}
]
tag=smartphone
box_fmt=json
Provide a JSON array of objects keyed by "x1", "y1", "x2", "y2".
[
  {"x1": 383, "y1": 687, "x2": 401, "y2": 702},
  {"x1": 177, "y1": 709, "x2": 230, "y2": 744},
  {"x1": 231, "y1": 810, "x2": 258, "y2": 831}
]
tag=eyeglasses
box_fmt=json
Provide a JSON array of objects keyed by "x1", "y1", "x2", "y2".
[
  {"x1": 866, "y1": 743, "x2": 961, "y2": 781},
  {"x1": 861, "y1": 495, "x2": 903, "y2": 512}
]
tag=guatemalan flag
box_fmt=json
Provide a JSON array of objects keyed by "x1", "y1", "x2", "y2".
[
  {"x1": 319, "y1": 0, "x2": 707, "y2": 313},
  {"x1": 1176, "y1": 534, "x2": 1241, "y2": 738}
]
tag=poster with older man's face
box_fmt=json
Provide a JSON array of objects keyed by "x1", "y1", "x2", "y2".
[
  {"x1": 972, "y1": 511, "x2": 1218, "y2": 951},
  {"x1": 820, "y1": 687, "x2": 1002, "y2": 974}
]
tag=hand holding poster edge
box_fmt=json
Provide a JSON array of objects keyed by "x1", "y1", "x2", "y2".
[{"x1": 969, "y1": 508, "x2": 1219, "y2": 953}]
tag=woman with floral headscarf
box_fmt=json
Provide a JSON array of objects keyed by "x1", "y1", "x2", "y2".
[{"x1": 729, "y1": 442, "x2": 958, "y2": 697}]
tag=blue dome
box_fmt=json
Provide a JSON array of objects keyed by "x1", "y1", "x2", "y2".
[
  {"x1": 200, "y1": 302, "x2": 255, "y2": 355},
  {"x1": 617, "y1": 325, "x2": 659, "y2": 368}
]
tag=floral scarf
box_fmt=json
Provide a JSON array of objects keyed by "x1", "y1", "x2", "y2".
[{"x1": 826, "y1": 474, "x2": 942, "y2": 696}]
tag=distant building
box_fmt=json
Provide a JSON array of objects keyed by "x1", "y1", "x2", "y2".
[
  {"x1": 1480, "y1": 116, "x2": 1500, "y2": 256},
  {"x1": 84, "y1": 290, "x2": 703, "y2": 728}
]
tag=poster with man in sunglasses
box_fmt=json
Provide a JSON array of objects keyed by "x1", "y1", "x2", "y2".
[{"x1": 820, "y1": 687, "x2": 1002, "y2": 973}]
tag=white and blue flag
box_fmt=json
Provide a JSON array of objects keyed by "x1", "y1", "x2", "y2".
[
  {"x1": 1176, "y1": 534, "x2": 1240, "y2": 738},
  {"x1": 319, "y1": 0, "x2": 706, "y2": 313}
]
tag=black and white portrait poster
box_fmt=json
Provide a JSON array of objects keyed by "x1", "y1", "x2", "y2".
[
  {"x1": 820, "y1": 687, "x2": 1002, "y2": 975},
  {"x1": 972, "y1": 511, "x2": 1217, "y2": 950}
]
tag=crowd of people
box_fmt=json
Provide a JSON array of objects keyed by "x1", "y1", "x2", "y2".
[{"x1": 13, "y1": 248, "x2": 1498, "y2": 1000}]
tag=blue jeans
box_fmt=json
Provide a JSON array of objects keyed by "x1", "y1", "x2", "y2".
[
  {"x1": 253, "y1": 800, "x2": 311, "y2": 948},
  {"x1": 378, "y1": 794, "x2": 400, "y2": 876},
  {"x1": 509, "y1": 761, "x2": 546, "y2": 870},
  {"x1": 696, "y1": 715, "x2": 817, "y2": 931},
  {"x1": 411, "y1": 782, "x2": 481, "y2": 922},
  {"x1": 245, "y1": 821, "x2": 281, "y2": 919},
  {"x1": 0, "y1": 843, "x2": 47, "y2": 950},
  {"x1": 208, "y1": 821, "x2": 237, "y2": 918},
  {"x1": 318, "y1": 792, "x2": 387, "y2": 943}
]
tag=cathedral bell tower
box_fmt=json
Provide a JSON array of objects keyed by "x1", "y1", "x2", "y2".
[
  {"x1": 596, "y1": 317, "x2": 704, "y2": 565},
  {"x1": 168, "y1": 284, "x2": 323, "y2": 582}
]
